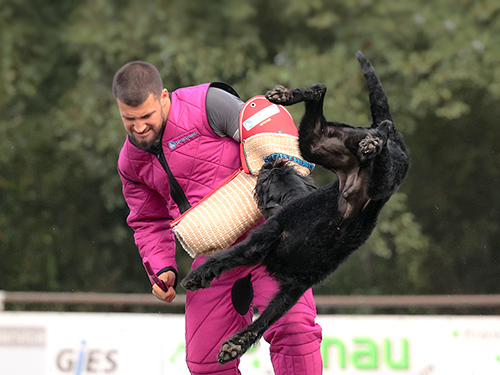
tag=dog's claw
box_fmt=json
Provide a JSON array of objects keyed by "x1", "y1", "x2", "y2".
[
  {"x1": 217, "y1": 331, "x2": 258, "y2": 364},
  {"x1": 266, "y1": 83, "x2": 327, "y2": 106},
  {"x1": 218, "y1": 340, "x2": 243, "y2": 364},
  {"x1": 358, "y1": 135, "x2": 382, "y2": 159},
  {"x1": 218, "y1": 342, "x2": 241, "y2": 363},
  {"x1": 180, "y1": 272, "x2": 213, "y2": 291},
  {"x1": 265, "y1": 85, "x2": 292, "y2": 104}
]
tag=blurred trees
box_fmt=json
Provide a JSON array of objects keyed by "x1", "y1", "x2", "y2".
[{"x1": 1, "y1": 0, "x2": 499, "y2": 297}]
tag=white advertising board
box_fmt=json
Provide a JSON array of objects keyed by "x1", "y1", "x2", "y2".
[{"x1": 0, "y1": 312, "x2": 499, "y2": 374}]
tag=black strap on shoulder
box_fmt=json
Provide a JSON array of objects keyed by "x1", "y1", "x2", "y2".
[
  {"x1": 150, "y1": 141, "x2": 191, "y2": 214},
  {"x1": 158, "y1": 152, "x2": 191, "y2": 214},
  {"x1": 145, "y1": 82, "x2": 239, "y2": 215}
]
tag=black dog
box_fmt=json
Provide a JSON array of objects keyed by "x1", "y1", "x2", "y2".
[{"x1": 181, "y1": 51, "x2": 410, "y2": 364}]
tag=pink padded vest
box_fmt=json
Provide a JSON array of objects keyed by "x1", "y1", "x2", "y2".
[{"x1": 118, "y1": 83, "x2": 241, "y2": 274}]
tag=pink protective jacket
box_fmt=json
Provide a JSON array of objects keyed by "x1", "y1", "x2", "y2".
[{"x1": 118, "y1": 83, "x2": 241, "y2": 277}]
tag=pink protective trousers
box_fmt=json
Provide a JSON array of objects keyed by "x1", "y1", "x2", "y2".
[{"x1": 185, "y1": 259, "x2": 323, "y2": 375}]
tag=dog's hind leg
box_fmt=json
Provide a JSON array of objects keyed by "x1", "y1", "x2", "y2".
[
  {"x1": 217, "y1": 284, "x2": 308, "y2": 364},
  {"x1": 266, "y1": 84, "x2": 326, "y2": 106},
  {"x1": 266, "y1": 84, "x2": 327, "y2": 137},
  {"x1": 181, "y1": 218, "x2": 282, "y2": 291},
  {"x1": 266, "y1": 84, "x2": 332, "y2": 166}
]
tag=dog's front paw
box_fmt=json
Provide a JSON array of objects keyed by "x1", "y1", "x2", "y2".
[
  {"x1": 265, "y1": 85, "x2": 292, "y2": 104},
  {"x1": 217, "y1": 331, "x2": 258, "y2": 364},
  {"x1": 180, "y1": 269, "x2": 215, "y2": 291},
  {"x1": 358, "y1": 135, "x2": 383, "y2": 161}
]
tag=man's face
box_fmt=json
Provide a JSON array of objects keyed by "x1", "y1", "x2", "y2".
[{"x1": 117, "y1": 90, "x2": 170, "y2": 151}]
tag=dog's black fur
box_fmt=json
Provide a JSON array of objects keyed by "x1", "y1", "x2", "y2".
[
  {"x1": 254, "y1": 158, "x2": 318, "y2": 218},
  {"x1": 181, "y1": 51, "x2": 410, "y2": 364}
]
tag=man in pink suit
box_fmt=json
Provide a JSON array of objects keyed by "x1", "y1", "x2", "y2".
[{"x1": 113, "y1": 61, "x2": 322, "y2": 375}]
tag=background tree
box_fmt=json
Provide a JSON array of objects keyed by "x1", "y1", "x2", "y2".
[{"x1": 1, "y1": 0, "x2": 499, "y2": 303}]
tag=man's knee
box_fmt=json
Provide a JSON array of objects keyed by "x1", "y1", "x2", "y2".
[
  {"x1": 187, "y1": 360, "x2": 240, "y2": 375},
  {"x1": 265, "y1": 318, "x2": 322, "y2": 355},
  {"x1": 264, "y1": 291, "x2": 322, "y2": 355}
]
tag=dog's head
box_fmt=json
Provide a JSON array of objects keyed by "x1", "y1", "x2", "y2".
[{"x1": 255, "y1": 159, "x2": 317, "y2": 218}]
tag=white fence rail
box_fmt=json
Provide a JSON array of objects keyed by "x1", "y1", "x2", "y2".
[{"x1": 2, "y1": 291, "x2": 500, "y2": 310}]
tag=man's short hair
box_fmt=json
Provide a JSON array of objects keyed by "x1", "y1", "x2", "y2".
[{"x1": 112, "y1": 61, "x2": 163, "y2": 107}]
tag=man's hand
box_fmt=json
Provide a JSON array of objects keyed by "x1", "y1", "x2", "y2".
[{"x1": 152, "y1": 270, "x2": 177, "y2": 303}]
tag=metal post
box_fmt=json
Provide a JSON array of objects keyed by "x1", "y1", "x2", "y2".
[{"x1": 0, "y1": 290, "x2": 5, "y2": 311}]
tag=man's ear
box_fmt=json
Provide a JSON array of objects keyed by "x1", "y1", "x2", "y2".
[
  {"x1": 161, "y1": 88, "x2": 169, "y2": 102},
  {"x1": 161, "y1": 88, "x2": 170, "y2": 111}
]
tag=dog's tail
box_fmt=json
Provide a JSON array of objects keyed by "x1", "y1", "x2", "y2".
[
  {"x1": 255, "y1": 159, "x2": 317, "y2": 218},
  {"x1": 355, "y1": 51, "x2": 393, "y2": 127}
]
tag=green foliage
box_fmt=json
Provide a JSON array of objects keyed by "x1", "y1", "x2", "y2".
[
  {"x1": 1, "y1": 0, "x2": 499, "y2": 299},
  {"x1": 314, "y1": 193, "x2": 430, "y2": 295}
]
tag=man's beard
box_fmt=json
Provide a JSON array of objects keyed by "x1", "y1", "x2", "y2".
[
  {"x1": 129, "y1": 120, "x2": 166, "y2": 153},
  {"x1": 130, "y1": 132, "x2": 160, "y2": 152}
]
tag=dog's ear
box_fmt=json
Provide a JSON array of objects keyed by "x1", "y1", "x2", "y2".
[{"x1": 301, "y1": 175, "x2": 317, "y2": 191}]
